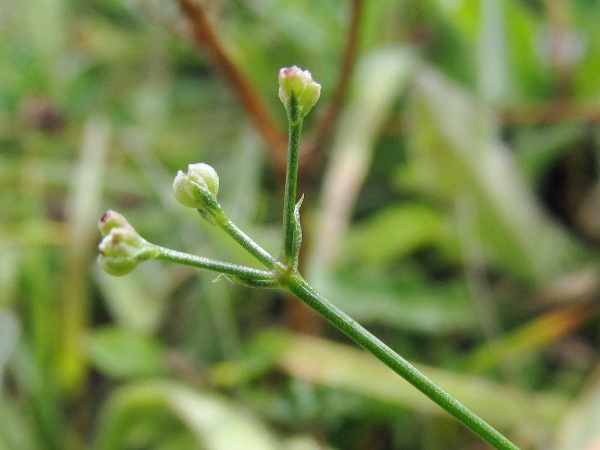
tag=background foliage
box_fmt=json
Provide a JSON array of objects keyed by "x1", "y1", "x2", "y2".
[{"x1": 2, "y1": 0, "x2": 600, "y2": 448}]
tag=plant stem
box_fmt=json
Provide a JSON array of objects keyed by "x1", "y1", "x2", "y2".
[
  {"x1": 215, "y1": 213, "x2": 278, "y2": 269},
  {"x1": 280, "y1": 119, "x2": 303, "y2": 265},
  {"x1": 283, "y1": 274, "x2": 520, "y2": 450},
  {"x1": 155, "y1": 246, "x2": 275, "y2": 281}
]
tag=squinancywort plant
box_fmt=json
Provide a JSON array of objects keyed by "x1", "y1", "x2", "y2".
[{"x1": 98, "y1": 67, "x2": 519, "y2": 450}]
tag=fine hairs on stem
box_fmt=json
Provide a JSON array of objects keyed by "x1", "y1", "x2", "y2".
[{"x1": 98, "y1": 67, "x2": 520, "y2": 450}]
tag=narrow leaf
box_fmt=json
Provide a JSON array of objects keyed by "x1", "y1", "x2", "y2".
[{"x1": 291, "y1": 194, "x2": 304, "y2": 270}]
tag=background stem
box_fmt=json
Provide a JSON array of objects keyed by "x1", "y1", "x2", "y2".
[{"x1": 284, "y1": 274, "x2": 520, "y2": 450}]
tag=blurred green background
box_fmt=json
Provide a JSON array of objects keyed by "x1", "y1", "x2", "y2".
[{"x1": 2, "y1": 0, "x2": 600, "y2": 448}]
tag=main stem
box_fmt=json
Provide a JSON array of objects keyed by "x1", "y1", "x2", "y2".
[
  {"x1": 283, "y1": 274, "x2": 520, "y2": 450},
  {"x1": 280, "y1": 118, "x2": 303, "y2": 265}
]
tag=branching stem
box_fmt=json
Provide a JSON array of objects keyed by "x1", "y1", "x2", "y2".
[
  {"x1": 156, "y1": 246, "x2": 275, "y2": 281},
  {"x1": 215, "y1": 212, "x2": 278, "y2": 269},
  {"x1": 119, "y1": 60, "x2": 521, "y2": 449}
]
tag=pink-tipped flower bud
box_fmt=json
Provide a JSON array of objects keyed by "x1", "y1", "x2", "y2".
[
  {"x1": 278, "y1": 66, "x2": 321, "y2": 120},
  {"x1": 97, "y1": 212, "x2": 156, "y2": 276},
  {"x1": 98, "y1": 210, "x2": 132, "y2": 236}
]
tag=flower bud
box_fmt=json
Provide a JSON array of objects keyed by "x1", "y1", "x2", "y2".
[
  {"x1": 172, "y1": 163, "x2": 220, "y2": 218},
  {"x1": 98, "y1": 210, "x2": 132, "y2": 236},
  {"x1": 97, "y1": 213, "x2": 156, "y2": 276},
  {"x1": 278, "y1": 66, "x2": 321, "y2": 119}
]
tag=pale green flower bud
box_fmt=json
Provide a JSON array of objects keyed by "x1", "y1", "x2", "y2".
[
  {"x1": 172, "y1": 163, "x2": 220, "y2": 222},
  {"x1": 97, "y1": 213, "x2": 156, "y2": 276},
  {"x1": 278, "y1": 66, "x2": 321, "y2": 120}
]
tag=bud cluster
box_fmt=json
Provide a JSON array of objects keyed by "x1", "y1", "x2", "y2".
[
  {"x1": 97, "y1": 210, "x2": 156, "y2": 276},
  {"x1": 278, "y1": 66, "x2": 321, "y2": 121}
]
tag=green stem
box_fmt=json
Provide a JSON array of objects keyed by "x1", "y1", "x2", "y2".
[
  {"x1": 283, "y1": 274, "x2": 520, "y2": 450},
  {"x1": 280, "y1": 118, "x2": 303, "y2": 265},
  {"x1": 215, "y1": 213, "x2": 278, "y2": 270},
  {"x1": 155, "y1": 246, "x2": 275, "y2": 281}
]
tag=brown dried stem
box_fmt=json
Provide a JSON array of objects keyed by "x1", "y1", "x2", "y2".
[
  {"x1": 177, "y1": 0, "x2": 287, "y2": 165},
  {"x1": 501, "y1": 101, "x2": 600, "y2": 125},
  {"x1": 301, "y1": 0, "x2": 364, "y2": 171},
  {"x1": 177, "y1": 0, "x2": 363, "y2": 174}
]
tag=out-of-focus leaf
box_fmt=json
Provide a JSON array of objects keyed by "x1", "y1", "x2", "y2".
[
  {"x1": 19, "y1": 248, "x2": 60, "y2": 385},
  {"x1": 309, "y1": 270, "x2": 476, "y2": 334},
  {"x1": 242, "y1": 330, "x2": 567, "y2": 434},
  {"x1": 572, "y1": 3, "x2": 600, "y2": 96},
  {"x1": 0, "y1": 250, "x2": 19, "y2": 307},
  {"x1": 95, "y1": 381, "x2": 280, "y2": 450},
  {"x1": 66, "y1": 115, "x2": 110, "y2": 263},
  {"x1": 0, "y1": 221, "x2": 67, "y2": 248},
  {"x1": 477, "y1": 0, "x2": 510, "y2": 103},
  {"x1": 61, "y1": 115, "x2": 110, "y2": 394},
  {"x1": 6, "y1": 342, "x2": 66, "y2": 450},
  {"x1": 211, "y1": 330, "x2": 292, "y2": 387},
  {"x1": 86, "y1": 326, "x2": 166, "y2": 379},
  {"x1": 280, "y1": 335, "x2": 563, "y2": 435},
  {"x1": 22, "y1": 0, "x2": 67, "y2": 84},
  {"x1": 502, "y1": 1, "x2": 548, "y2": 98},
  {"x1": 513, "y1": 123, "x2": 587, "y2": 181},
  {"x1": 340, "y1": 202, "x2": 454, "y2": 268},
  {"x1": 467, "y1": 304, "x2": 594, "y2": 372},
  {"x1": 407, "y1": 68, "x2": 578, "y2": 283},
  {"x1": 0, "y1": 309, "x2": 20, "y2": 385},
  {"x1": 434, "y1": 0, "x2": 480, "y2": 38},
  {"x1": 95, "y1": 262, "x2": 170, "y2": 333},
  {"x1": 310, "y1": 46, "x2": 416, "y2": 271},
  {"x1": 554, "y1": 371, "x2": 600, "y2": 450},
  {"x1": 228, "y1": 0, "x2": 347, "y2": 102},
  {"x1": 282, "y1": 435, "x2": 336, "y2": 450},
  {"x1": 0, "y1": 394, "x2": 41, "y2": 450},
  {"x1": 435, "y1": 0, "x2": 547, "y2": 99}
]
